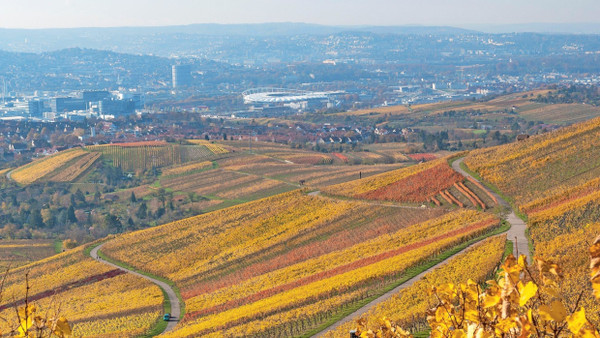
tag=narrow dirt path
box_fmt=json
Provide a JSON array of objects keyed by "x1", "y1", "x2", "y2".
[
  {"x1": 90, "y1": 243, "x2": 181, "y2": 334},
  {"x1": 452, "y1": 158, "x2": 531, "y2": 261}
]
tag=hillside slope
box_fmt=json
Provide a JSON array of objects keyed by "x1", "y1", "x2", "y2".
[
  {"x1": 0, "y1": 245, "x2": 162, "y2": 336},
  {"x1": 464, "y1": 116, "x2": 600, "y2": 321},
  {"x1": 101, "y1": 189, "x2": 501, "y2": 336}
]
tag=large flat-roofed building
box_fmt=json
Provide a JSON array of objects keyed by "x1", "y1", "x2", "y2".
[
  {"x1": 83, "y1": 90, "x2": 110, "y2": 107},
  {"x1": 52, "y1": 97, "x2": 86, "y2": 113},
  {"x1": 172, "y1": 64, "x2": 192, "y2": 88},
  {"x1": 28, "y1": 100, "x2": 45, "y2": 117},
  {"x1": 99, "y1": 98, "x2": 135, "y2": 116}
]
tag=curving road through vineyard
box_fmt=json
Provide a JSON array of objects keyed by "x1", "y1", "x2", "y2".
[
  {"x1": 90, "y1": 243, "x2": 181, "y2": 335},
  {"x1": 452, "y1": 158, "x2": 531, "y2": 261},
  {"x1": 313, "y1": 157, "x2": 531, "y2": 337}
]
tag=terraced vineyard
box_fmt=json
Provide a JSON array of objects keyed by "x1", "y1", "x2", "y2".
[
  {"x1": 100, "y1": 190, "x2": 501, "y2": 337},
  {"x1": 11, "y1": 115, "x2": 600, "y2": 336},
  {"x1": 324, "y1": 157, "x2": 496, "y2": 209}
]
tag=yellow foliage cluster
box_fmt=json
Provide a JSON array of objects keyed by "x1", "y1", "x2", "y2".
[
  {"x1": 11, "y1": 148, "x2": 87, "y2": 185},
  {"x1": 324, "y1": 235, "x2": 506, "y2": 337}
]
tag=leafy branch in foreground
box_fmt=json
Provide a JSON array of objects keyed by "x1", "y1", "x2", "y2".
[
  {"x1": 1, "y1": 271, "x2": 71, "y2": 337},
  {"x1": 353, "y1": 235, "x2": 600, "y2": 337}
]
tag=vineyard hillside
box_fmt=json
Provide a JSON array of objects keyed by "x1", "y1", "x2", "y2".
[
  {"x1": 0, "y1": 245, "x2": 163, "y2": 336},
  {"x1": 101, "y1": 189, "x2": 503, "y2": 336},
  {"x1": 464, "y1": 115, "x2": 600, "y2": 323}
]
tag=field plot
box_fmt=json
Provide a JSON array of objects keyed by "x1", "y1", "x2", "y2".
[
  {"x1": 159, "y1": 168, "x2": 296, "y2": 204},
  {"x1": 323, "y1": 235, "x2": 506, "y2": 336},
  {"x1": 102, "y1": 190, "x2": 500, "y2": 337},
  {"x1": 324, "y1": 158, "x2": 493, "y2": 209},
  {"x1": 87, "y1": 142, "x2": 226, "y2": 172},
  {"x1": 186, "y1": 139, "x2": 230, "y2": 154},
  {"x1": 0, "y1": 246, "x2": 162, "y2": 337},
  {"x1": 160, "y1": 160, "x2": 214, "y2": 177},
  {"x1": 11, "y1": 148, "x2": 89, "y2": 185},
  {"x1": 44, "y1": 152, "x2": 101, "y2": 182},
  {"x1": 226, "y1": 140, "x2": 406, "y2": 165},
  {"x1": 220, "y1": 155, "x2": 406, "y2": 188},
  {"x1": 518, "y1": 103, "x2": 600, "y2": 124},
  {"x1": 0, "y1": 239, "x2": 56, "y2": 270}
]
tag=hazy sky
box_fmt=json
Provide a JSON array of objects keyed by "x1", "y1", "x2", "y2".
[{"x1": 0, "y1": 0, "x2": 598, "y2": 29}]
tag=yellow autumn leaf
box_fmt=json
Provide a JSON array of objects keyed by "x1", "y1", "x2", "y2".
[
  {"x1": 567, "y1": 308, "x2": 588, "y2": 334},
  {"x1": 483, "y1": 293, "x2": 501, "y2": 308},
  {"x1": 539, "y1": 301, "x2": 567, "y2": 323},
  {"x1": 548, "y1": 300, "x2": 568, "y2": 321},
  {"x1": 593, "y1": 282, "x2": 600, "y2": 299},
  {"x1": 518, "y1": 254, "x2": 528, "y2": 268},
  {"x1": 54, "y1": 317, "x2": 72, "y2": 337},
  {"x1": 518, "y1": 281, "x2": 538, "y2": 307},
  {"x1": 539, "y1": 304, "x2": 553, "y2": 322},
  {"x1": 452, "y1": 329, "x2": 467, "y2": 338}
]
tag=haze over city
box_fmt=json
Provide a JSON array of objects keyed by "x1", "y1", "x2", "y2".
[{"x1": 1, "y1": 0, "x2": 599, "y2": 32}]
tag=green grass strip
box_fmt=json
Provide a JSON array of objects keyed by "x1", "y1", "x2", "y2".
[
  {"x1": 301, "y1": 222, "x2": 510, "y2": 337},
  {"x1": 53, "y1": 239, "x2": 63, "y2": 254}
]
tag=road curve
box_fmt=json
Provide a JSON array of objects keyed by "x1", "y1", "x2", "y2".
[
  {"x1": 452, "y1": 158, "x2": 531, "y2": 261},
  {"x1": 90, "y1": 243, "x2": 181, "y2": 334}
]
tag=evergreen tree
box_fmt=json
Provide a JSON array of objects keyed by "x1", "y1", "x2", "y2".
[
  {"x1": 136, "y1": 202, "x2": 148, "y2": 219},
  {"x1": 30, "y1": 209, "x2": 45, "y2": 228},
  {"x1": 67, "y1": 205, "x2": 77, "y2": 223}
]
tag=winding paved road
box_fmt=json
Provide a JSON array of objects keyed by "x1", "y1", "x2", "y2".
[
  {"x1": 452, "y1": 158, "x2": 531, "y2": 261},
  {"x1": 313, "y1": 237, "x2": 500, "y2": 337},
  {"x1": 90, "y1": 243, "x2": 181, "y2": 334},
  {"x1": 313, "y1": 157, "x2": 531, "y2": 337}
]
